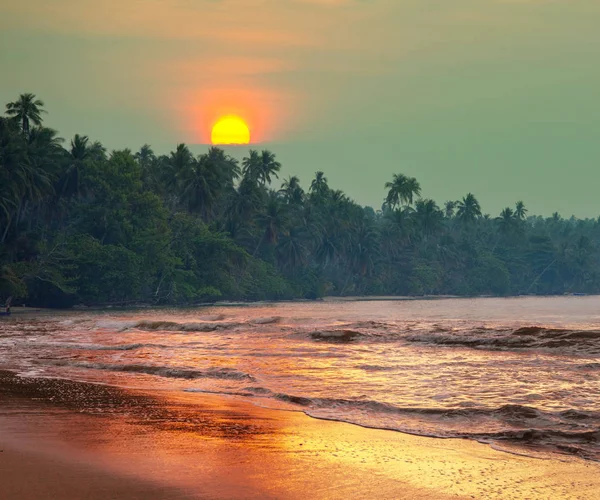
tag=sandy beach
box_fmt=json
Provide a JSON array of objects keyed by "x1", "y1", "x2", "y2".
[
  {"x1": 1, "y1": 371, "x2": 599, "y2": 500},
  {"x1": 0, "y1": 442, "x2": 189, "y2": 500}
]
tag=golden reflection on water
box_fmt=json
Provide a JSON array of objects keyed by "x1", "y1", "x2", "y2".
[{"x1": 2, "y1": 373, "x2": 600, "y2": 500}]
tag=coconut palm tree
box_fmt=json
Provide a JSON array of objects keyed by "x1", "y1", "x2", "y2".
[
  {"x1": 5, "y1": 93, "x2": 46, "y2": 136},
  {"x1": 414, "y1": 199, "x2": 443, "y2": 237},
  {"x1": 223, "y1": 173, "x2": 264, "y2": 239},
  {"x1": 384, "y1": 174, "x2": 421, "y2": 208},
  {"x1": 242, "y1": 149, "x2": 281, "y2": 186},
  {"x1": 205, "y1": 146, "x2": 240, "y2": 188},
  {"x1": 456, "y1": 193, "x2": 481, "y2": 224},
  {"x1": 496, "y1": 207, "x2": 516, "y2": 235},
  {"x1": 253, "y1": 192, "x2": 289, "y2": 255},
  {"x1": 349, "y1": 217, "x2": 379, "y2": 277},
  {"x1": 444, "y1": 201, "x2": 456, "y2": 219},
  {"x1": 0, "y1": 120, "x2": 63, "y2": 240},
  {"x1": 383, "y1": 206, "x2": 414, "y2": 244},
  {"x1": 515, "y1": 201, "x2": 527, "y2": 221},
  {"x1": 135, "y1": 144, "x2": 160, "y2": 191},
  {"x1": 279, "y1": 176, "x2": 304, "y2": 205},
  {"x1": 57, "y1": 134, "x2": 105, "y2": 199},
  {"x1": 178, "y1": 156, "x2": 219, "y2": 219},
  {"x1": 276, "y1": 225, "x2": 308, "y2": 270},
  {"x1": 161, "y1": 143, "x2": 194, "y2": 204},
  {"x1": 170, "y1": 143, "x2": 194, "y2": 174},
  {"x1": 0, "y1": 117, "x2": 28, "y2": 241},
  {"x1": 135, "y1": 144, "x2": 156, "y2": 170},
  {"x1": 26, "y1": 127, "x2": 63, "y2": 207},
  {"x1": 309, "y1": 171, "x2": 329, "y2": 200}
]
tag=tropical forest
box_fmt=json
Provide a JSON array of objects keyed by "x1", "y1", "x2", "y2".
[{"x1": 1, "y1": 94, "x2": 600, "y2": 307}]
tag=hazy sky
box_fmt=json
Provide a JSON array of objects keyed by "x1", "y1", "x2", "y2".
[{"x1": 1, "y1": 0, "x2": 599, "y2": 216}]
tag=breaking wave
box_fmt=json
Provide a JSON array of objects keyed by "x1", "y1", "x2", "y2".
[
  {"x1": 310, "y1": 329, "x2": 364, "y2": 341},
  {"x1": 103, "y1": 316, "x2": 282, "y2": 333},
  {"x1": 129, "y1": 320, "x2": 244, "y2": 332},
  {"x1": 265, "y1": 394, "x2": 600, "y2": 460},
  {"x1": 405, "y1": 326, "x2": 600, "y2": 354}
]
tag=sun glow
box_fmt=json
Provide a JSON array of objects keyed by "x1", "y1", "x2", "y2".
[{"x1": 211, "y1": 116, "x2": 250, "y2": 145}]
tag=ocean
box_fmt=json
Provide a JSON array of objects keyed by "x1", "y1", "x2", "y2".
[{"x1": 2, "y1": 296, "x2": 599, "y2": 461}]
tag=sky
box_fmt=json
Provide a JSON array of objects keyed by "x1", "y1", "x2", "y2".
[{"x1": 1, "y1": 0, "x2": 599, "y2": 217}]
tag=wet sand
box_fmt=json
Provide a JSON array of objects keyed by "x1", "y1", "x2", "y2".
[
  {"x1": 0, "y1": 443, "x2": 190, "y2": 500},
  {"x1": 1, "y1": 371, "x2": 599, "y2": 499}
]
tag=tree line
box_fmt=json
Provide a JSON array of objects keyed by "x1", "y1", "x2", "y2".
[{"x1": 2, "y1": 93, "x2": 600, "y2": 307}]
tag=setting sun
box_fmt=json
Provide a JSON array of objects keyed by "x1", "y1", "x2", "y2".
[{"x1": 211, "y1": 116, "x2": 250, "y2": 145}]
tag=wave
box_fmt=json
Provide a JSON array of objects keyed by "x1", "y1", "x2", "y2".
[
  {"x1": 122, "y1": 317, "x2": 280, "y2": 332},
  {"x1": 45, "y1": 342, "x2": 167, "y2": 351},
  {"x1": 179, "y1": 384, "x2": 600, "y2": 459},
  {"x1": 250, "y1": 316, "x2": 281, "y2": 325},
  {"x1": 129, "y1": 320, "x2": 244, "y2": 333},
  {"x1": 267, "y1": 394, "x2": 600, "y2": 460},
  {"x1": 310, "y1": 329, "x2": 364, "y2": 341},
  {"x1": 300, "y1": 322, "x2": 600, "y2": 354},
  {"x1": 405, "y1": 325, "x2": 600, "y2": 354},
  {"x1": 49, "y1": 360, "x2": 255, "y2": 381}
]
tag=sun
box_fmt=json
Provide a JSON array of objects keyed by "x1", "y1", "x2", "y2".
[{"x1": 211, "y1": 116, "x2": 250, "y2": 145}]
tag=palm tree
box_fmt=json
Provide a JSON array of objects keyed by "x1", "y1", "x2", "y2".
[
  {"x1": 496, "y1": 207, "x2": 516, "y2": 235},
  {"x1": 242, "y1": 149, "x2": 281, "y2": 186},
  {"x1": 0, "y1": 117, "x2": 28, "y2": 241},
  {"x1": 329, "y1": 190, "x2": 349, "y2": 205},
  {"x1": 135, "y1": 144, "x2": 156, "y2": 170},
  {"x1": 224, "y1": 174, "x2": 264, "y2": 239},
  {"x1": 384, "y1": 174, "x2": 421, "y2": 209},
  {"x1": 277, "y1": 226, "x2": 308, "y2": 270},
  {"x1": 349, "y1": 218, "x2": 379, "y2": 277},
  {"x1": 383, "y1": 207, "x2": 414, "y2": 243},
  {"x1": 309, "y1": 171, "x2": 329, "y2": 200},
  {"x1": 6, "y1": 93, "x2": 46, "y2": 136},
  {"x1": 280, "y1": 176, "x2": 304, "y2": 205},
  {"x1": 0, "y1": 119, "x2": 63, "y2": 240},
  {"x1": 135, "y1": 144, "x2": 159, "y2": 191},
  {"x1": 58, "y1": 134, "x2": 104, "y2": 198},
  {"x1": 456, "y1": 193, "x2": 481, "y2": 224},
  {"x1": 26, "y1": 127, "x2": 63, "y2": 205},
  {"x1": 170, "y1": 143, "x2": 194, "y2": 174},
  {"x1": 162, "y1": 143, "x2": 194, "y2": 204},
  {"x1": 315, "y1": 233, "x2": 339, "y2": 268},
  {"x1": 205, "y1": 146, "x2": 240, "y2": 188},
  {"x1": 178, "y1": 156, "x2": 219, "y2": 219},
  {"x1": 414, "y1": 199, "x2": 443, "y2": 237},
  {"x1": 444, "y1": 201, "x2": 456, "y2": 219},
  {"x1": 515, "y1": 201, "x2": 527, "y2": 221},
  {"x1": 253, "y1": 192, "x2": 288, "y2": 255}
]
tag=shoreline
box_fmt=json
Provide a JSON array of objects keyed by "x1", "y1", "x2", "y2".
[
  {"x1": 3, "y1": 292, "x2": 597, "y2": 314},
  {"x1": 1, "y1": 371, "x2": 600, "y2": 499}
]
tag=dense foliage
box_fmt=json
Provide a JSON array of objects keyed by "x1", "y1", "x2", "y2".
[{"x1": 2, "y1": 94, "x2": 600, "y2": 307}]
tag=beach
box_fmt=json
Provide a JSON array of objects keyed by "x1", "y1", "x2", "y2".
[
  {"x1": 1, "y1": 370, "x2": 599, "y2": 500},
  {"x1": 2, "y1": 297, "x2": 600, "y2": 498},
  {"x1": 0, "y1": 442, "x2": 187, "y2": 500}
]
